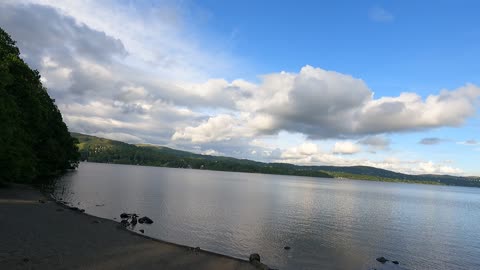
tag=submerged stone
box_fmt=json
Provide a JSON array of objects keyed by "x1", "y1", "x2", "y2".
[
  {"x1": 376, "y1": 257, "x2": 388, "y2": 263},
  {"x1": 249, "y1": 253, "x2": 261, "y2": 262},
  {"x1": 138, "y1": 216, "x2": 153, "y2": 224}
]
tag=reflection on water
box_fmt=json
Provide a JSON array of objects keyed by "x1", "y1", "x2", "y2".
[{"x1": 55, "y1": 162, "x2": 480, "y2": 270}]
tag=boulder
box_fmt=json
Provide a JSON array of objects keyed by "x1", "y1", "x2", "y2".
[
  {"x1": 376, "y1": 257, "x2": 388, "y2": 263},
  {"x1": 249, "y1": 253, "x2": 261, "y2": 263},
  {"x1": 139, "y1": 216, "x2": 154, "y2": 224},
  {"x1": 139, "y1": 229, "x2": 144, "y2": 233},
  {"x1": 120, "y1": 213, "x2": 129, "y2": 219},
  {"x1": 131, "y1": 216, "x2": 138, "y2": 226},
  {"x1": 284, "y1": 246, "x2": 291, "y2": 250},
  {"x1": 392, "y1": 261, "x2": 399, "y2": 265}
]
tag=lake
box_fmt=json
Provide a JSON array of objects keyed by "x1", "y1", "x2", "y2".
[{"x1": 53, "y1": 162, "x2": 480, "y2": 270}]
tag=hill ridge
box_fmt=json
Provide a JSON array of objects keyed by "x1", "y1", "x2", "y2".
[{"x1": 72, "y1": 133, "x2": 480, "y2": 187}]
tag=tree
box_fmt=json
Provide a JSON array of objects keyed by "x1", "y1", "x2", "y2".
[{"x1": 0, "y1": 27, "x2": 79, "y2": 184}]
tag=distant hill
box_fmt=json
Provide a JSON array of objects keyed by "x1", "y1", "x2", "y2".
[{"x1": 72, "y1": 133, "x2": 480, "y2": 188}]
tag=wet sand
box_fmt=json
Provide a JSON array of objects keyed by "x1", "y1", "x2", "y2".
[{"x1": 0, "y1": 184, "x2": 267, "y2": 270}]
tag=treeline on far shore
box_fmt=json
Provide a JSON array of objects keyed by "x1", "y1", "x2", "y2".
[
  {"x1": 73, "y1": 133, "x2": 480, "y2": 188},
  {"x1": 73, "y1": 133, "x2": 333, "y2": 179}
]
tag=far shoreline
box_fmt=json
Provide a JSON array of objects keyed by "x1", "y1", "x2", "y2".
[{"x1": 77, "y1": 161, "x2": 452, "y2": 188}]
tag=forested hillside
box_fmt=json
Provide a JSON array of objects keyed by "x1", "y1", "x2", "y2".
[
  {"x1": 73, "y1": 133, "x2": 333, "y2": 178},
  {"x1": 73, "y1": 133, "x2": 480, "y2": 187},
  {"x1": 0, "y1": 27, "x2": 79, "y2": 184}
]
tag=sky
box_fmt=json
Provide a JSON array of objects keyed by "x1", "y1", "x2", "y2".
[{"x1": 1, "y1": 0, "x2": 479, "y2": 176}]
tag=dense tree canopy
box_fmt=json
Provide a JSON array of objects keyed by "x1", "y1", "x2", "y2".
[{"x1": 0, "y1": 27, "x2": 79, "y2": 184}]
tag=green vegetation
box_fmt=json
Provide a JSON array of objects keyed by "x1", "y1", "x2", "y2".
[
  {"x1": 313, "y1": 166, "x2": 480, "y2": 187},
  {"x1": 73, "y1": 133, "x2": 480, "y2": 188},
  {"x1": 0, "y1": 27, "x2": 79, "y2": 185},
  {"x1": 325, "y1": 171, "x2": 444, "y2": 186},
  {"x1": 73, "y1": 133, "x2": 332, "y2": 178}
]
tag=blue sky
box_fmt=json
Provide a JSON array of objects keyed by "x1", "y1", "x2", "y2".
[
  {"x1": 199, "y1": 1, "x2": 480, "y2": 87},
  {"x1": 1, "y1": 0, "x2": 479, "y2": 175}
]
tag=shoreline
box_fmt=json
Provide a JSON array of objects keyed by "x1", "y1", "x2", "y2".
[{"x1": 0, "y1": 184, "x2": 271, "y2": 270}]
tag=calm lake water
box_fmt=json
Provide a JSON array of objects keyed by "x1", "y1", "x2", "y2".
[{"x1": 54, "y1": 162, "x2": 480, "y2": 270}]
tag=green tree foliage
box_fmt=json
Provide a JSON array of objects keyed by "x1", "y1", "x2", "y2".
[
  {"x1": 74, "y1": 132, "x2": 480, "y2": 188},
  {"x1": 73, "y1": 133, "x2": 333, "y2": 179},
  {"x1": 0, "y1": 27, "x2": 79, "y2": 184}
]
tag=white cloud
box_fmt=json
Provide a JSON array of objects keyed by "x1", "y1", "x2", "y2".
[
  {"x1": 276, "y1": 143, "x2": 463, "y2": 175},
  {"x1": 172, "y1": 114, "x2": 254, "y2": 143},
  {"x1": 281, "y1": 142, "x2": 320, "y2": 160},
  {"x1": 11, "y1": 0, "x2": 234, "y2": 81},
  {"x1": 333, "y1": 141, "x2": 361, "y2": 155},
  {"x1": 202, "y1": 149, "x2": 224, "y2": 156},
  {"x1": 238, "y1": 66, "x2": 480, "y2": 140}
]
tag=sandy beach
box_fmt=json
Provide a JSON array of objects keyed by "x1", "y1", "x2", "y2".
[{"x1": 0, "y1": 185, "x2": 268, "y2": 270}]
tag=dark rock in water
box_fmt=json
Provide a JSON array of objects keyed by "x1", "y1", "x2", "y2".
[
  {"x1": 120, "y1": 213, "x2": 129, "y2": 219},
  {"x1": 138, "y1": 216, "x2": 153, "y2": 224},
  {"x1": 194, "y1": 247, "x2": 201, "y2": 252},
  {"x1": 392, "y1": 261, "x2": 399, "y2": 265},
  {"x1": 120, "y1": 220, "x2": 129, "y2": 226},
  {"x1": 131, "y1": 216, "x2": 137, "y2": 226},
  {"x1": 69, "y1": 206, "x2": 79, "y2": 211},
  {"x1": 92, "y1": 220, "x2": 100, "y2": 224},
  {"x1": 249, "y1": 253, "x2": 261, "y2": 263},
  {"x1": 376, "y1": 257, "x2": 388, "y2": 263},
  {"x1": 79, "y1": 209, "x2": 85, "y2": 213},
  {"x1": 139, "y1": 229, "x2": 144, "y2": 233},
  {"x1": 284, "y1": 246, "x2": 291, "y2": 250}
]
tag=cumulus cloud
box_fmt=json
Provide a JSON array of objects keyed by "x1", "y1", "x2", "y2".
[
  {"x1": 333, "y1": 141, "x2": 361, "y2": 155},
  {"x1": 177, "y1": 66, "x2": 480, "y2": 143},
  {"x1": 172, "y1": 114, "x2": 254, "y2": 143},
  {"x1": 237, "y1": 66, "x2": 479, "y2": 140},
  {"x1": 281, "y1": 142, "x2": 320, "y2": 160},
  {"x1": 201, "y1": 149, "x2": 224, "y2": 156},
  {"x1": 276, "y1": 143, "x2": 463, "y2": 175}
]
